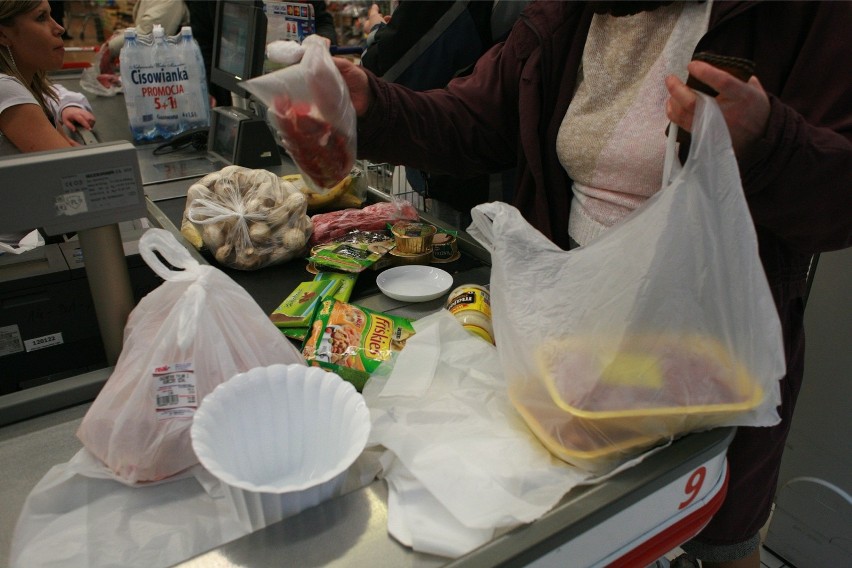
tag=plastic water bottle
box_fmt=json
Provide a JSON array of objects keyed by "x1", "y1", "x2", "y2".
[
  {"x1": 119, "y1": 28, "x2": 157, "y2": 141},
  {"x1": 178, "y1": 26, "x2": 210, "y2": 131},
  {"x1": 151, "y1": 24, "x2": 182, "y2": 139}
]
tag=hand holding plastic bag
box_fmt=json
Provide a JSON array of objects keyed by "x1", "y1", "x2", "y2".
[
  {"x1": 242, "y1": 35, "x2": 356, "y2": 192},
  {"x1": 468, "y1": 95, "x2": 785, "y2": 474},
  {"x1": 76, "y1": 228, "x2": 306, "y2": 484}
]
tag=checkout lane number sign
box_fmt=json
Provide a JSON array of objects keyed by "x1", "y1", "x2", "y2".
[{"x1": 23, "y1": 332, "x2": 64, "y2": 352}]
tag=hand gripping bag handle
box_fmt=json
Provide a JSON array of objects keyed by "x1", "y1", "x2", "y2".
[{"x1": 139, "y1": 228, "x2": 203, "y2": 281}]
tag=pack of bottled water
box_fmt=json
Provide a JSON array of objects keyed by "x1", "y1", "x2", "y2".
[{"x1": 119, "y1": 25, "x2": 211, "y2": 143}]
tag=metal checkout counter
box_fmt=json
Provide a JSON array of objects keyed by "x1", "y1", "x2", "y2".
[{"x1": 0, "y1": 72, "x2": 735, "y2": 568}]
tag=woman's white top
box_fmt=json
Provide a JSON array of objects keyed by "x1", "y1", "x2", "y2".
[{"x1": 0, "y1": 72, "x2": 93, "y2": 157}]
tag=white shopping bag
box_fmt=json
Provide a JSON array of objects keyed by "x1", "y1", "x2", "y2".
[
  {"x1": 76, "y1": 228, "x2": 305, "y2": 484},
  {"x1": 468, "y1": 95, "x2": 785, "y2": 474}
]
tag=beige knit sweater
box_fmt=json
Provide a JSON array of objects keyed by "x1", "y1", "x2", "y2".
[{"x1": 557, "y1": 1, "x2": 711, "y2": 246}]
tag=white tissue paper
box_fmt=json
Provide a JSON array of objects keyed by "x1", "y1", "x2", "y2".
[
  {"x1": 363, "y1": 310, "x2": 596, "y2": 557},
  {"x1": 0, "y1": 229, "x2": 44, "y2": 255}
]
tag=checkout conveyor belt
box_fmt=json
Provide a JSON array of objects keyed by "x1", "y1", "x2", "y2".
[
  {"x1": 0, "y1": 191, "x2": 736, "y2": 568},
  {"x1": 0, "y1": 70, "x2": 737, "y2": 568}
]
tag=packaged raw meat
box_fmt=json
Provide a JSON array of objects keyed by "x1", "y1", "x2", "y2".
[
  {"x1": 310, "y1": 200, "x2": 419, "y2": 246},
  {"x1": 242, "y1": 35, "x2": 356, "y2": 192}
]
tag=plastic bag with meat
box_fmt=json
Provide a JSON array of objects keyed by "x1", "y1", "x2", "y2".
[
  {"x1": 310, "y1": 199, "x2": 419, "y2": 246},
  {"x1": 242, "y1": 35, "x2": 356, "y2": 192},
  {"x1": 76, "y1": 229, "x2": 306, "y2": 483}
]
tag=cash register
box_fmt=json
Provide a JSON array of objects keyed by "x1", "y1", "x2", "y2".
[{"x1": 206, "y1": 0, "x2": 281, "y2": 169}]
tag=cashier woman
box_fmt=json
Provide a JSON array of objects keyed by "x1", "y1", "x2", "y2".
[
  {"x1": 0, "y1": 0, "x2": 96, "y2": 156},
  {"x1": 0, "y1": 0, "x2": 97, "y2": 248},
  {"x1": 334, "y1": 2, "x2": 852, "y2": 568}
]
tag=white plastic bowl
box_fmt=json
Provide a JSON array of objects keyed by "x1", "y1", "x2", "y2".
[
  {"x1": 191, "y1": 363, "x2": 370, "y2": 520},
  {"x1": 376, "y1": 265, "x2": 453, "y2": 302}
]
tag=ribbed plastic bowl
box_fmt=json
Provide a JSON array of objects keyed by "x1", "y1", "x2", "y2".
[{"x1": 191, "y1": 363, "x2": 370, "y2": 519}]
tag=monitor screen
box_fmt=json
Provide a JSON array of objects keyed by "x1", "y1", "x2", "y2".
[
  {"x1": 210, "y1": 0, "x2": 267, "y2": 100},
  {"x1": 209, "y1": 107, "x2": 243, "y2": 163}
]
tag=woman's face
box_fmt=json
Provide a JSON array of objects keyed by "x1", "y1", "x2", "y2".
[{"x1": 0, "y1": 1, "x2": 65, "y2": 79}]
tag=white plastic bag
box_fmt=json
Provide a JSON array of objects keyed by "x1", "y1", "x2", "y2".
[
  {"x1": 181, "y1": 165, "x2": 313, "y2": 270},
  {"x1": 10, "y1": 449, "x2": 251, "y2": 568},
  {"x1": 468, "y1": 95, "x2": 785, "y2": 474},
  {"x1": 79, "y1": 65, "x2": 122, "y2": 97},
  {"x1": 266, "y1": 39, "x2": 305, "y2": 67},
  {"x1": 242, "y1": 35, "x2": 356, "y2": 192},
  {"x1": 76, "y1": 228, "x2": 305, "y2": 484},
  {"x1": 10, "y1": 446, "x2": 382, "y2": 568},
  {"x1": 363, "y1": 310, "x2": 653, "y2": 558}
]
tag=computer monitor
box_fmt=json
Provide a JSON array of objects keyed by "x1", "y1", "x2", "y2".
[{"x1": 210, "y1": 0, "x2": 267, "y2": 101}]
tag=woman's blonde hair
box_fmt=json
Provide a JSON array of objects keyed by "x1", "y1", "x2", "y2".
[{"x1": 0, "y1": 0, "x2": 60, "y2": 117}]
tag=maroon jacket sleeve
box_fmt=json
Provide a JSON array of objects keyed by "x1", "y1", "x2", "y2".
[
  {"x1": 356, "y1": 35, "x2": 524, "y2": 177},
  {"x1": 732, "y1": 2, "x2": 852, "y2": 253}
]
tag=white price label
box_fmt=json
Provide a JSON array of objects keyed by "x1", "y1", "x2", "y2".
[
  {"x1": 154, "y1": 362, "x2": 198, "y2": 421},
  {"x1": 24, "y1": 332, "x2": 64, "y2": 352}
]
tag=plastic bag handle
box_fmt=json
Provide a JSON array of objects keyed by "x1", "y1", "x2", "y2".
[
  {"x1": 662, "y1": 94, "x2": 723, "y2": 190},
  {"x1": 139, "y1": 228, "x2": 202, "y2": 281},
  {"x1": 662, "y1": 122, "x2": 680, "y2": 189},
  {"x1": 467, "y1": 202, "x2": 499, "y2": 254}
]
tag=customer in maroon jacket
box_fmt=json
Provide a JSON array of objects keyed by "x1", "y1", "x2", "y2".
[{"x1": 334, "y1": 2, "x2": 852, "y2": 567}]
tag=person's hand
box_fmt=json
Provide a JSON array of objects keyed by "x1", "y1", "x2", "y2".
[
  {"x1": 364, "y1": 3, "x2": 390, "y2": 34},
  {"x1": 58, "y1": 127, "x2": 80, "y2": 146},
  {"x1": 98, "y1": 43, "x2": 116, "y2": 74},
  {"x1": 666, "y1": 60, "x2": 770, "y2": 156},
  {"x1": 333, "y1": 57, "x2": 372, "y2": 116},
  {"x1": 61, "y1": 107, "x2": 96, "y2": 132}
]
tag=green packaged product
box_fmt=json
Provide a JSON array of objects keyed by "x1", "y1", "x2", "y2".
[
  {"x1": 270, "y1": 279, "x2": 342, "y2": 328},
  {"x1": 303, "y1": 298, "x2": 415, "y2": 390},
  {"x1": 280, "y1": 327, "x2": 309, "y2": 342},
  {"x1": 313, "y1": 271, "x2": 358, "y2": 303}
]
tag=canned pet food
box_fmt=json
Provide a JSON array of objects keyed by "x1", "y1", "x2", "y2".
[
  {"x1": 431, "y1": 232, "x2": 459, "y2": 262},
  {"x1": 445, "y1": 284, "x2": 494, "y2": 344},
  {"x1": 392, "y1": 221, "x2": 437, "y2": 254}
]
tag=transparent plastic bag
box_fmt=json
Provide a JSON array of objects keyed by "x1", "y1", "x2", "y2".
[
  {"x1": 76, "y1": 228, "x2": 306, "y2": 484},
  {"x1": 242, "y1": 35, "x2": 356, "y2": 192},
  {"x1": 468, "y1": 95, "x2": 785, "y2": 474},
  {"x1": 79, "y1": 65, "x2": 122, "y2": 97},
  {"x1": 181, "y1": 165, "x2": 313, "y2": 270}
]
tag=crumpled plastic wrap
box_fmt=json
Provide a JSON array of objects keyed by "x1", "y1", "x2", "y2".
[{"x1": 9, "y1": 447, "x2": 381, "y2": 568}]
